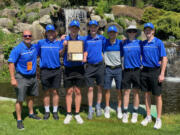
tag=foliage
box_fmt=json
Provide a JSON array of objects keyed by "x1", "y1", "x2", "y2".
[
  {"x1": 152, "y1": 0, "x2": 180, "y2": 12},
  {"x1": 141, "y1": 7, "x2": 165, "y2": 23},
  {"x1": 0, "y1": 30, "x2": 21, "y2": 60},
  {"x1": 142, "y1": 7, "x2": 180, "y2": 40},
  {"x1": 95, "y1": 0, "x2": 110, "y2": 17},
  {"x1": 115, "y1": 17, "x2": 126, "y2": 29},
  {"x1": 0, "y1": 64, "x2": 10, "y2": 82}
]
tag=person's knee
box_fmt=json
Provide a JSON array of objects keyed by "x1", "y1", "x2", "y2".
[
  {"x1": 44, "y1": 90, "x2": 50, "y2": 96},
  {"x1": 88, "y1": 87, "x2": 93, "y2": 92},
  {"x1": 52, "y1": 89, "x2": 59, "y2": 96},
  {"x1": 124, "y1": 90, "x2": 130, "y2": 96},
  {"x1": 66, "y1": 89, "x2": 73, "y2": 96}
]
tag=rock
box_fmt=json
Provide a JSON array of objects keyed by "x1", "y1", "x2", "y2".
[
  {"x1": 39, "y1": 15, "x2": 52, "y2": 25},
  {"x1": 99, "y1": 19, "x2": 107, "y2": 28},
  {"x1": 112, "y1": 5, "x2": 144, "y2": 21},
  {"x1": 49, "y1": 4, "x2": 60, "y2": 10},
  {"x1": 25, "y1": 2, "x2": 42, "y2": 12},
  {"x1": 1, "y1": 28, "x2": 11, "y2": 34},
  {"x1": 84, "y1": 6, "x2": 94, "y2": 13},
  {"x1": 0, "y1": 8, "x2": 19, "y2": 18},
  {"x1": 104, "y1": 14, "x2": 115, "y2": 21},
  {"x1": 0, "y1": 18, "x2": 13, "y2": 29},
  {"x1": 39, "y1": 8, "x2": 52, "y2": 17},
  {"x1": 32, "y1": 21, "x2": 45, "y2": 41},
  {"x1": 90, "y1": 15, "x2": 101, "y2": 22},
  {"x1": 26, "y1": 12, "x2": 39, "y2": 23},
  {"x1": 13, "y1": 23, "x2": 32, "y2": 33}
]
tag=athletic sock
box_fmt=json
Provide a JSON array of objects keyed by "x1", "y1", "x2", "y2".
[
  {"x1": 133, "y1": 106, "x2": 138, "y2": 113},
  {"x1": 123, "y1": 107, "x2": 128, "y2": 113},
  {"x1": 17, "y1": 120, "x2": 22, "y2": 122},
  {"x1": 96, "y1": 103, "x2": 101, "y2": 108},
  {"x1": 53, "y1": 106, "x2": 58, "y2": 113},
  {"x1": 67, "y1": 112, "x2": 72, "y2": 115},
  {"x1": 89, "y1": 106, "x2": 93, "y2": 112},
  {"x1": 45, "y1": 106, "x2": 50, "y2": 113},
  {"x1": 75, "y1": 112, "x2": 79, "y2": 115}
]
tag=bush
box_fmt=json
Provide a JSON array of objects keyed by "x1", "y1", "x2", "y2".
[
  {"x1": 142, "y1": 7, "x2": 180, "y2": 40},
  {"x1": 95, "y1": 0, "x2": 110, "y2": 17},
  {"x1": 0, "y1": 30, "x2": 21, "y2": 60}
]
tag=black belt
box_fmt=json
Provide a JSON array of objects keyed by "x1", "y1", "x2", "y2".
[
  {"x1": 124, "y1": 67, "x2": 140, "y2": 72},
  {"x1": 106, "y1": 65, "x2": 121, "y2": 69},
  {"x1": 40, "y1": 67, "x2": 60, "y2": 70},
  {"x1": 88, "y1": 61, "x2": 103, "y2": 66},
  {"x1": 142, "y1": 66, "x2": 160, "y2": 71},
  {"x1": 17, "y1": 72, "x2": 36, "y2": 78}
]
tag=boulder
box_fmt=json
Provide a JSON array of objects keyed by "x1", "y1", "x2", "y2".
[
  {"x1": 39, "y1": 15, "x2": 52, "y2": 25},
  {"x1": 26, "y1": 12, "x2": 39, "y2": 23},
  {"x1": 25, "y1": 2, "x2": 42, "y2": 12},
  {"x1": 104, "y1": 14, "x2": 115, "y2": 21},
  {"x1": 13, "y1": 23, "x2": 32, "y2": 33},
  {"x1": 0, "y1": 18, "x2": 13, "y2": 29},
  {"x1": 32, "y1": 21, "x2": 45, "y2": 41},
  {"x1": 99, "y1": 19, "x2": 107, "y2": 28},
  {"x1": 90, "y1": 15, "x2": 101, "y2": 22},
  {"x1": 0, "y1": 8, "x2": 19, "y2": 18},
  {"x1": 49, "y1": 4, "x2": 60, "y2": 10},
  {"x1": 39, "y1": 8, "x2": 52, "y2": 17},
  {"x1": 1, "y1": 28, "x2": 11, "y2": 34}
]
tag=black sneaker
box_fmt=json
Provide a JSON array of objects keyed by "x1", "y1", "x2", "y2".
[
  {"x1": 43, "y1": 112, "x2": 50, "y2": 120},
  {"x1": 17, "y1": 121, "x2": 24, "y2": 130},
  {"x1": 29, "y1": 114, "x2": 41, "y2": 120},
  {"x1": 53, "y1": 112, "x2": 59, "y2": 120}
]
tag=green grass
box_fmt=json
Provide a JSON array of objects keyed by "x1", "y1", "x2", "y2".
[{"x1": 0, "y1": 101, "x2": 180, "y2": 135}]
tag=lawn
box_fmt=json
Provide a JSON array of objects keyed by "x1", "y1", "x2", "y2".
[{"x1": 0, "y1": 101, "x2": 180, "y2": 135}]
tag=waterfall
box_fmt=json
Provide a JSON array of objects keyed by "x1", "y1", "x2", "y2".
[{"x1": 64, "y1": 9, "x2": 87, "y2": 36}]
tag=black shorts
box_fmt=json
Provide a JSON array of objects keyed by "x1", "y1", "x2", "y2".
[
  {"x1": 140, "y1": 67, "x2": 162, "y2": 96},
  {"x1": 85, "y1": 61, "x2": 104, "y2": 87},
  {"x1": 40, "y1": 68, "x2": 61, "y2": 91},
  {"x1": 122, "y1": 68, "x2": 140, "y2": 90},
  {"x1": 15, "y1": 73, "x2": 39, "y2": 102},
  {"x1": 64, "y1": 66, "x2": 85, "y2": 88}
]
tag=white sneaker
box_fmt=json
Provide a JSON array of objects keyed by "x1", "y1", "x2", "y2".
[
  {"x1": 104, "y1": 106, "x2": 110, "y2": 119},
  {"x1": 64, "y1": 114, "x2": 72, "y2": 124},
  {"x1": 141, "y1": 116, "x2": 152, "y2": 126},
  {"x1": 117, "y1": 108, "x2": 123, "y2": 119},
  {"x1": 122, "y1": 113, "x2": 129, "y2": 123},
  {"x1": 74, "y1": 114, "x2": 84, "y2": 124},
  {"x1": 154, "y1": 119, "x2": 162, "y2": 129},
  {"x1": 131, "y1": 113, "x2": 138, "y2": 123}
]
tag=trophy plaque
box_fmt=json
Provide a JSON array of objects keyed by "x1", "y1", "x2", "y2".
[{"x1": 67, "y1": 41, "x2": 84, "y2": 61}]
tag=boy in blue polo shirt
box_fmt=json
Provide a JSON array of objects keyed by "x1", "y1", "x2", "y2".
[
  {"x1": 62, "y1": 20, "x2": 85, "y2": 124},
  {"x1": 36, "y1": 24, "x2": 63, "y2": 120},
  {"x1": 103, "y1": 25, "x2": 123, "y2": 119},
  {"x1": 121, "y1": 25, "x2": 142, "y2": 124},
  {"x1": 8, "y1": 30, "x2": 41, "y2": 130},
  {"x1": 140, "y1": 23, "x2": 167, "y2": 129},
  {"x1": 83, "y1": 20, "x2": 106, "y2": 120}
]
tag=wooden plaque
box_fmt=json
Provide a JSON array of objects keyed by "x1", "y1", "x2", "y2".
[{"x1": 67, "y1": 41, "x2": 83, "y2": 61}]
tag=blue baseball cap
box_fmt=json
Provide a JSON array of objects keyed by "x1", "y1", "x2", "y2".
[
  {"x1": 69, "y1": 20, "x2": 80, "y2": 28},
  {"x1": 88, "y1": 20, "x2": 99, "y2": 26},
  {"x1": 144, "y1": 22, "x2": 154, "y2": 29},
  {"x1": 46, "y1": 24, "x2": 55, "y2": 32},
  {"x1": 108, "y1": 25, "x2": 118, "y2": 33}
]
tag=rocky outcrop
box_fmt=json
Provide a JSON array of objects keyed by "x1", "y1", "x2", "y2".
[
  {"x1": 0, "y1": 8, "x2": 19, "y2": 18},
  {"x1": 0, "y1": 18, "x2": 13, "y2": 29},
  {"x1": 13, "y1": 23, "x2": 32, "y2": 33},
  {"x1": 32, "y1": 21, "x2": 45, "y2": 41},
  {"x1": 25, "y1": 2, "x2": 42, "y2": 12},
  {"x1": 39, "y1": 15, "x2": 52, "y2": 25}
]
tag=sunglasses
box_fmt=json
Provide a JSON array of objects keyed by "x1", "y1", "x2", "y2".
[
  {"x1": 23, "y1": 35, "x2": 32, "y2": 38},
  {"x1": 127, "y1": 30, "x2": 137, "y2": 33}
]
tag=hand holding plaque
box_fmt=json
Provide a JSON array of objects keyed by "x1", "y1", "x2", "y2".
[{"x1": 67, "y1": 41, "x2": 84, "y2": 61}]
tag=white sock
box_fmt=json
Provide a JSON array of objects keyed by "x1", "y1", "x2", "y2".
[
  {"x1": 45, "y1": 106, "x2": 50, "y2": 112},
  {"x1": 147, "y1": 115, "x2": 152, "y2": 119},
  {"x1": 157, "y1": 118, "x2": 161, "y2": 121},
  {"x1": 53, "y1": 106, "x2": 58, "y2": 112},
  {"x1": 117, "y1": 107, "x2": 122, "y2": 111}
]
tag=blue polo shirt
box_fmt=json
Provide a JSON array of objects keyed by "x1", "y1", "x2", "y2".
[
  {"x1": 36, "y1": 39, "x2": 63, "y2": 69},
  {"x1": 122, "y1": 39, "x2": 142, "y2": 69},
  {"x1": 63, "y1": 35, "x2": 85, "y2": 67},
  {"x1": 84, "y1": 34, "x2": 106, "y2": 64},
  {"x1": 8, "y1": 41, "x2": 38, "y2": 75},
  {"x1": 141, "y1": 37, "x2": 167, "y2": 68}
]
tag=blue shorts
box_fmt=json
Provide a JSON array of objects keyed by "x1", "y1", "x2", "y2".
[{"x1": 104, "y1": 67, "x2": 122, "y2": 90}]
